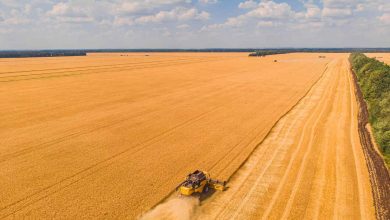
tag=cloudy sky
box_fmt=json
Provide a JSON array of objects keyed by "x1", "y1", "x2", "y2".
[{"x1": 0, "y1": 0, "x2": 389, "y2": 49}]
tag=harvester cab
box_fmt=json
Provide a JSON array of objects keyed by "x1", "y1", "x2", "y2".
[{"x1": 177, "y1": 170, "x2": 227, "y2": 196}]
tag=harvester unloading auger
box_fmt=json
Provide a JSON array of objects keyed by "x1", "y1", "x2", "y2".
[{"x1": 176, "y1": 170, "x2": 227, "y2": 196}]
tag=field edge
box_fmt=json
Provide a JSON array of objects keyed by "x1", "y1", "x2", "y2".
[{"x1": 349, "y1": 64, "x2": 390, "y2": 220}]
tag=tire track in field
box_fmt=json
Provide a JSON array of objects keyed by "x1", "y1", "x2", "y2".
[
  {"x1": 282, "y1": 60, "x2": 362, "y2": 219},
  {"x1": 206, "y1": 65, "x2": 329, "y2": 178},
  {"x1": 1, "y1": 54, "x2": 346, "y2": 219},
  {"x1": 1, "y1": 60, "x2": 293, "y2": 160},
  {"x1": 0, "y1": 57, "x2": 215, "y2": 76},
  {"x1": 308, "y1": 115, "x2": 332, "y2": 219},
  {"x1": 297, "y1": 60, "x2": 343, "y2": 219},
  {"x1": 191, "y1": 61, "x2": 334, "y2": 219},
  {"x1": 278, "y1": 60, "x2": 342, "y2": 219},
  {"x1": 1, "y1": 69, "x2": 268, "y2": 217},
  {"x1": 331, "y1": 61, "x2": 345, "y2": 218},
  {"x1": 136, "y1": 62, "x2": 329, "y2": 220},
  {"x1": 331, "y1": 60, "x2": 367, "y2": 219},
  {"x1": 0, "y1": 105, "x2": 222, "y2": 218},
  {"x1": 305, "y1": 64, "x2": 343, "y2": 219},
  {"x1": 0, "y1": 72, "x2": 252, "y2": 162},
  {"x1": 0, "y1": 57, "x2": 230, "y2": 82},
  {"x1": 278, "y1": 94, "x2": 330, "y2": 219},
  {"x1": 142, "y1": 69, "x2": 320, "y2": 220},
  {"x1": 0, "y1": 57, "x2": 197, "y2": 75},
  {"x1": 193, "y1": 58, "x2": 360, "y2": 219},
  {"x1": 223, "y1": 99, "x2": 309, "y2": 220},
  {"x1": 260, "y1": 60, "x2": 338, "y2": 220},
  {"x1": 0, "y1": 58, "x2": 197, "y2": 80},
  {"x1": 345, "y1": 59, "x2": 365, "y2": 219},
  {"x1": 0, "y1": 60, "x2": 246, "y2": 120},
  {"x1": 206, "y1": 91, "x2": 302, "y2": 176},
  {"x1": 194, "y1": 57, "x2": 375, "y2": 220},
  {"x1": 143, "y1": 99, "x2": 314, "y2": 220}
]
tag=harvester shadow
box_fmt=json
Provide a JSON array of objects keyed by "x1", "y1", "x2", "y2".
[{"x1": 198, "y1": 186, "x2": 230, "y2": 203}]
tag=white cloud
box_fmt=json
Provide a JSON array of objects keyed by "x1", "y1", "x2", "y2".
[
  {"x1": 322, "y1": 0, "x2": 356, "y2": 8},
  {"x1": 322, "y1": 7, "x2": 352, "y2": 17},
  {"x1": 113, "y1": 16, "x2": 134, "y2": 26},
  {"x1": 0, "y1": 0, "x2": 25, "y2": 8},
  {"x1": 238, "y1": 0, "x2": 258, "y2": 9},
  {"x1": 163, "y1": 29, "x2": 172, "y2": 36},
  {"x1": 292, "y1": 21, "x2": 324, "y2": 29},
  {"x1": 0, "y1": 0, "x2": 389, "y2": 49},
  {"x1": 199, "y1": 0, "x2": 218, "y2": 4},
  {"x1": 47, "y1": 2, "x2": 86, "y2": 17},
  {"x1": 257, "y1": 20, "x2": 275, "y2": 27},
  {"x1": 117, "y1": 0, "x2": 191, "y2": 14},
  {"x1": 378, "y1": 13, "x2": 390, "y2": 24},
  {"x1": 46, "y1": 2, "x2": 95, "y2": 23},
  {"x1": 378, "y1": 3, "x2": 390, "y2": 12},
  {"x1": 224, "y1": 15, "x2": 246, "y2": 26},
  {"x1": 208, "y1": 0, "x2": 295, "y2": 29},
  {"x1": 246, "y1": 1, "x2": 294, "y2": 19},
  {"x1": 355, "y1": 4, "x2": 365, "y2": 12},
  {"x1": 135, "y1": 7, "x2": 209, "y2": 24},
  {"x1": 303, "y1": 3, "x2": 321, "y2": 19},
  {"x1": 1, "y1": 16, "x2": 30, "y2": 25},
  {"x1": 177, "y1": 23, "x2": 190, "y2": 29},
  {"x1": 0, "y1": 5, "x2": 32, "y2": 25}
]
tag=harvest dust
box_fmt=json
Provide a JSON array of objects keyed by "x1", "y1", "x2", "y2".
[{"x1": 140, "y1": 196, "x2": 199, "y2": 220}]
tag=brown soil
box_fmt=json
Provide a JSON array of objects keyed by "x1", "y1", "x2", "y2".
[{"x1": 365, "y1": 124, "x2": 383, "y2": 157}]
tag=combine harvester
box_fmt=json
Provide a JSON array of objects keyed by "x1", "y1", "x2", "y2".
[{"x1": 177, "y1": 170, "x2": 227, "y2": 196}]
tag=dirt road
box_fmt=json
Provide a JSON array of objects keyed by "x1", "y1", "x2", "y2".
[{"x1": 0, "y1": 53, "x2": 329, "y2": 219}]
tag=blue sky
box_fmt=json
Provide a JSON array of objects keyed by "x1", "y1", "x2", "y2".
[{"x1": 0, "y1": 0, "x2": 389, "y2": 49}]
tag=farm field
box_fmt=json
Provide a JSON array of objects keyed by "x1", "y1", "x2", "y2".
[
  {"x1": 365, "y1": 53, "x2": 390, "y2": 64},
  {"x1": 193, "y1": 54, "x2": 376, "y2": 219},
  {"x1": 0, "y1": 53, "x2": 374, "y2": 219}
]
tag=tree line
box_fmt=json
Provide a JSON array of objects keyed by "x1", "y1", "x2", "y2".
[
  {"x1": 0, "y1": 50, "x2": 86, "y2": 58},
  {"x1": 248, "y1": 50, "x2": 290, "y2": 57},
  {"x1": 350, "y1": 53, "x2": 390, "y2": 166},
  {"x1": 248, "y1": 48, "x2": 390, "y2": 57}
]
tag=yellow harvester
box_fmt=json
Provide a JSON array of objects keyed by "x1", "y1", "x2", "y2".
[{"x1": 177, "y1": 170, "x2": 226, "y2": 196}]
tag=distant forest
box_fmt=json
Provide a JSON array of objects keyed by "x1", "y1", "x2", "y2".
[
  {"x1": 0, "y1": 48, "x2": 389, "y2": 58},
  {"x1": 0, "y1": 50, "x2": 86, "y2": 58},
  {"x1": 247, "y1": 48, "x2": 390, "y2": 57}
]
